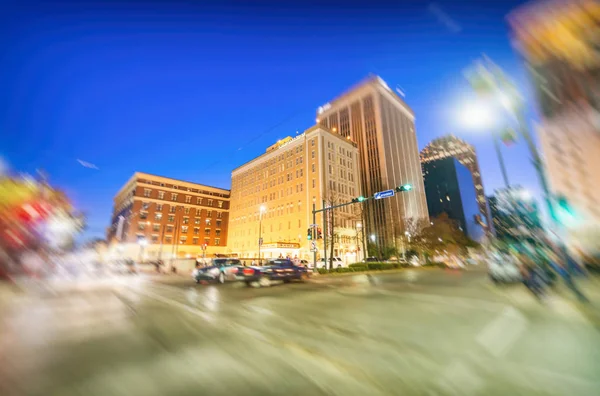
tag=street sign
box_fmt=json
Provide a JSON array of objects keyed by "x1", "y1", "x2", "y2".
[
  {"x1": 374, "y1": 189, "x2": 395, "y2": 200},
  {"x1": 259, "y1": 237, "x2": 263, "y2": 246},
  {"x1": 309, "y1": 224, "x2": 318, "y2": 227},
  {"x1": 310, "y1": 241, "x2": 317, "y2": 252}
]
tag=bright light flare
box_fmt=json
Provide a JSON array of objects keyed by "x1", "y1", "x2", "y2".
[{"x1": 456, "y1": 100, "x2": 498, "y2": 130}]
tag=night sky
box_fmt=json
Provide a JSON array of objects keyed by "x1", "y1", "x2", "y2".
[{"x1": 0, "y1": 0, "x2": 540, "y2": 240}]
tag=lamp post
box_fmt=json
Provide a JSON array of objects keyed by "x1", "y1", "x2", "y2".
[
  {"x1": 137, "y1": 238, "x2": 148, "y2": 262},
  {"x1": 258, "y1": 205, "x2": 266, "y2": 265}
]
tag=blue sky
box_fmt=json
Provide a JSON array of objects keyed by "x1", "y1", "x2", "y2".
[{"x1": 0, "y1": 0, "x2": 541, "y2": 239}]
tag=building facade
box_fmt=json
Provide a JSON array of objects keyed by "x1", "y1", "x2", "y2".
[
  {"x1": 228, "y1": 125, "x2": 362, "y2": 263},
  {"x1": 423, "y1": 157, "x2": 485, "y2": 242},
  {"x1": 420, "y1": 135, "x2": 491, "y2": 233},
  {"x1": 488, "y1": 186, "x2": 544, "y2": 246},
  {"x1": 316, "y1": 75, "x2": 429, "y2": 250},
  {"x1": 107, "y1": 172, "x2": 230, "y2": 261},
  {"x1": 508, "y1": 0, "x2": 600, "y2": 254}
]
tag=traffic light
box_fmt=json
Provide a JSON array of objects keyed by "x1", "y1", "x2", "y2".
[
  {"x1": 307, "y1": 227, "x2": 313, "y2": 240},
  {"x1": 351, "y1": 196, "x2": 366, "y2": 203},
  {"x1": 395, "y1": 184, "x2": 412, "y2": 192},
  {"x1": 317, "y1": 227, "x2": 323, "y2": 239}
]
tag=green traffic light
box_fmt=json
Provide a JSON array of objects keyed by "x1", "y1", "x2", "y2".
[
  {"x1": 402, "y1": 184, "x2": 412, "y2": 191},
  {"x1": 358, "y1": 196, "x2": 365, "y2": 202}
]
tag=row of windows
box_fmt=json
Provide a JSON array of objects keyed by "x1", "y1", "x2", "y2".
[
  {"x1": 141, "y1": 189, "x2": 224, "y2": 207},
  {"x1": 138, "y1": 222, "x2": 222, "y2": 236},
  {"x1": 140, "y1": 202, "x2": 223, "y2": 217},
  {"x1": 137, "y1": 234, "x2": 221, "y2": 246}
]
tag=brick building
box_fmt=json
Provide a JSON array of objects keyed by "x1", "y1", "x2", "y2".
[{"x1": 107, "y1": 172, "x2": 230, "y2": 261}]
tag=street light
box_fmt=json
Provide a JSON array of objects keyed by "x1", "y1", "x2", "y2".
[
  {"x1": 138, "y1": 237, "x2": 148, "y2": 262},
  {"x1": 370, "y1": 234, "x2": 376, "y2": 242},
  {"x1": 258, "y1": 205, "x2": 266, "y2": 265}
]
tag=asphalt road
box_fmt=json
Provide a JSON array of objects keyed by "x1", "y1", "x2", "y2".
[{"x1": 1, "y1": 267, "x2": 600, "y2": 396}]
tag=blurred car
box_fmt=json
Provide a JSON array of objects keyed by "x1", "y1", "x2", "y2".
[
  {"x1": 193, "y1": 258, "x2": 244, "y2": 284},
  {"x1": 363, "y1": 257, "x2": 380, "y2": 263},
  {"x1": 242, "y1": 258, "x2": 309, "y2": 287},
  {"x1": 317, "y1": 257, "x2": 345, "y2": 268},
  {"x1": 108, "y1": 259, "x2": 137, "y2": 275},
  {"x1": 488, "y1": 253, "x2": 522, "y2": 283}
]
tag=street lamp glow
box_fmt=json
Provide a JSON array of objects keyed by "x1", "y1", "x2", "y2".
[
  {"x1": 356, "y1": 222, "x2": 362, "y2": 229},
  {"x1": 457, "y1": 100, "x2": 497, "y2": 130},
  {"x1": 138, "y1": 238, "x2": 148, "y2": 246},
  {"x1": 370, "y1": 234, "x2": 376, "y2": 242},
  {"x1": 259, "y1": 205, "x2": 266, "y2": 213}
]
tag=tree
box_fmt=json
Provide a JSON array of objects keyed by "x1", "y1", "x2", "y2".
[
  {"x1": 405, "y1": 214, "x2": 477, "y2": 262},
  {"x1": 323, "y1": 191, "x2": 340, "y2": 270}
]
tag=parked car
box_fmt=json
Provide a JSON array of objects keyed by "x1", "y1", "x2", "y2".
[
  {"x1": 317, "y1": 257, "x2": 345, "y2": 268},
  {"x1": 242, "y1": 259, "x2": 309, "y2": 287},
  {"x1": 363, "y1": 257, "x2": 381, "y2": 263},
  {"x1": 193, "y1": 258, "x2": 245, "y2": 284}
]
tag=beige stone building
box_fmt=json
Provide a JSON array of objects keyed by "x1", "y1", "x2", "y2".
[
  {"x1": 228, "y1": 125, "x2": 362, "y2": 263},
  {"x1": 316, "y1": 75, "x2": 429, "y2": 251},
  {"x1": 107, "y1": 172, "x2": 230, "y2": 261}
]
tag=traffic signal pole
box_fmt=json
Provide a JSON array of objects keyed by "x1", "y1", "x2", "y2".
[
  {"x1": 311, "y1": 184, "x2": 412, "y2": 271},
  {"x1": 312, "y1": 202, "x2": 317, "y2": 271}
]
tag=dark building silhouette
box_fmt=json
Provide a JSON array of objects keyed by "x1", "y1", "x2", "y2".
[
  {"x1": 423, "y1": 157, "x2": 484, "y2": 242},
  {"x1": 421, "y1": 135, "x2": 491, "y2": 234}
]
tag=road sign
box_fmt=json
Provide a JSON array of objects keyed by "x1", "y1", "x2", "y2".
[
  {"x1": 374, "y1": 189, "x2": 395, "y2": 200},
  {"x1": 310, "y1": 241, "x2": 317, "y2": 252},
  {"x1": 259, "y1": 237, "x2": 263, "y2": 246}
]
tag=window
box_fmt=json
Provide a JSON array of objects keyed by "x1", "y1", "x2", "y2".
[
  {"x1": 197, "y1": 197, "x2": 202, "y2": 204},
  {"x1": 158, "y1": 191, "x2": 165, "y2": 199},
  {"x1": 181, "y1": 226, "x2": 188, "y2": 234},
  {"x1": 312, "y1": 164, "x2": 315, "y2": 173},
  {"x1": 138, "y1": 222, "x2": 146, "y2": 231},
  {"x1": 311, "y1": 139, "x2": 315, "y2": 146},
  {"x1": 216, "y1": 220, "x2": 222, "y2": 228},
  {"x1": 216, "y1": 212, "x2": 222, "y2": 219},
  {"x1": 207, "y1": 199, "x2": 213, "y2": 206},
  {"x1": 215, "y1": 238, "x2": 220, "y2": 246},
  {"x1": 204, "y1": 237, "x2": 210, "y2": 245},
  {"x1": 207, "y1": 210, "x2": 212, "y2": 217},
  {"x1": 192, "y1": 237, "x2": 199, "y2": 245},
  {"x1": 154, "y1": 213, "x2": 163, "y2": 221},
  {"x1": 144, "y1": 189, "x2": 151, "y2": 197},
  {"x1": 215, "y1": 229, "x2": 221, "y2": 236},
  {"x1": 194, "y1": 218, "x2": 201, "y2": 225},
  {"x1": 206, "y1": 219, "x2": 212, "y2": 226},
  {"x1": 311, "y1": 150, "x2": 315, "y2": 159},
  {"x1": 193, "y1": 227, "x2": 199, "y2": 235},
  {"x1": 185, "y1": 195, "x2": 191, "y2": 203},
  {"x1": 184, "y1": 207, "x2": 190, "y2": 215},
  {"x1": 312, "y1": 179, "x2": 316, "y2": 188},
  {"x1": 166, "y1": 225, "x2": 174, "y2": 233},
  {"x1": 168, "y1": 215, "x2": 174, "y2": 222},
  {"x1": 180, "y1": 236, "x2": 187, "y2": 243},
  {"x1": 196, "y1": 208, "x2": 202, "y2": 216},
  {"x1": 169, "y1": 206, "x2": 176, "y2": 213},
  {"x1": 165, "y1": 236, "x2": 172, "y2": 243},
  {"x1": 218, "y1": 201, "x2": 223, "y2": 208},
  {"x1": 183, "y1": 217, "x2": 189, "y2": 224},
  {"x1": 171, "y1": 193, "x2": 178, "y2": 201},
  {"x1": 139, "y1": 212, "x2": 148, "y2": 220},
  {"x1": 151, "y1": 235, "x2": 159, "y2": 243},
  {"x1": 156, "y1": 204, "x2": 163, "y2": 211},
  {"x1": 142, "y1": 202, "x2": 150, "y2": 210},
  {"x1": 205, "y1": 228, "x2": 211, "y2": 235},
  {"x1": 153, "y1": 224, "x2": 160, "y2": 232},
  {"x1": 298, "y1": 219, "x2": 302, "y2": 228}
]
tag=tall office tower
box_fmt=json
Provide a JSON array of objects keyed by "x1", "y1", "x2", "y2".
[
  {"x1": 423, "y1": 157, "x2": 485, "y2": 242},
  {"x1": 420, "y1": 135, "x2": 491, "y2": 233},
  {"x1": 316, "y1": 75, "x2": 429, "y2": 250},
  {"x1": 508, "y1": 0, "x2": 600, "y2": 253}
]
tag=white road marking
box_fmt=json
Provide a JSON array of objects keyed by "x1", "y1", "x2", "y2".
[{"x1": 476, "y1": 306, "x2": 527, "y2": 358}]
